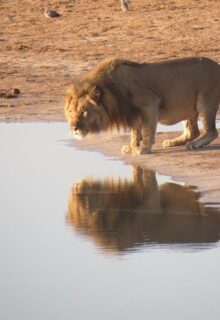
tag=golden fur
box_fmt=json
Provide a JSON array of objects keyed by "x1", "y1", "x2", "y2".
[{"x1": 65, "y1": 57, "x2": 220, "y2": 153}]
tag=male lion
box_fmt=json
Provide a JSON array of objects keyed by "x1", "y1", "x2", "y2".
[{"x1": 65, "y1": 57, "x2": 220, "y2": 154}]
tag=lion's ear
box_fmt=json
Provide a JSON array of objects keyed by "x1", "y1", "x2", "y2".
[
  {"x1": 65, "y1": 86, "x2": 76, "y2": 103},
  {"x1": 89, "y1": 86, "x2": 102, "y2": 103}
]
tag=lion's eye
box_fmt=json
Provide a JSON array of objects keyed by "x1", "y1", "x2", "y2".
[{"x1": 82, "y1": 110, "x2": 88, "y2": 118}]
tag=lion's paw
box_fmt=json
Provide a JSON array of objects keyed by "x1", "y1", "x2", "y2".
[
  {"x1": 185, "y1": 141, "x2": 200, "y2": 150},
  {"x1": 132, "y1": 147, "x2": 151, "y2": 155},
  {"x1": 121, "y1": 145, "x2": 132, "y2": 154},
  {"x1": 163, "y1": 140, "x2": 173, "y2": 148}
]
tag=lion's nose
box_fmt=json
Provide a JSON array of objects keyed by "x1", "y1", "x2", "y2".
[
  {"x1": 69, "y1": 127, "x2": 78, "y2": 136},
  {"x1": 70, "y1": 121, "x2": 80, "y2": 132},
  {"x1": 74, "y1": 121, "x2": 80, "y2": 131},
  {"x1": 70, "y1": 127, "x2": 78, "y2": 133}
]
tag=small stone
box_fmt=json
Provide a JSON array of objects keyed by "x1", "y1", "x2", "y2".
[
  {"x1": 13, "y1": 88, "x2": 20, "y2": 94},
  {"x1": 44, "y1": 9, "x2": 61, "y2": 18}
]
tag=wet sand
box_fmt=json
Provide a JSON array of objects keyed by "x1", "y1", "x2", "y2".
[{"x1": 70, "y1": 129, "x2": 220, "y2": 205}]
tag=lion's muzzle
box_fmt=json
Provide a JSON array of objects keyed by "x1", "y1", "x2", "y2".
[{"x1": 69, "y1": 127, "x2": 88, "y2": 140}]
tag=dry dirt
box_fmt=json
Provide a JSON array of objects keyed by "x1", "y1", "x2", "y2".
[
  {"x1": 0, "y1": 0, "x2": 220, "y2": 203},
  {"x1": 0, "y1": 0, "x2": 220, "y2": 121}
]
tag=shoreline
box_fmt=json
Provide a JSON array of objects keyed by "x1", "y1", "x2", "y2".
[{"x1": 69, "y1": 128, "x2": 220, "y2": 206}]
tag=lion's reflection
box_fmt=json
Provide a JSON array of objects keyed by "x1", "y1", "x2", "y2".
[{"x1": 66, "y1": 167, "x2": 220, "y2": 253}]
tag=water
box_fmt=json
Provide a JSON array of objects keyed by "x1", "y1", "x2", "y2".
[{"x1": 1, "y1": 123, "x2": 220, "y2": 320}]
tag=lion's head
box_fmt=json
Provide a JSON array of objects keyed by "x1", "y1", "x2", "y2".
[
  {"x1": 64, "y1": 83, "x2": 110, "y2": 139},
  {"x1": 65, "y1": 58, "x2": 143, "y2": 140}
]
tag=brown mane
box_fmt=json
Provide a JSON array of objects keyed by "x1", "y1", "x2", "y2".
[{"x1": 77, "y1": 58, "x2": 141, "y2": 130}]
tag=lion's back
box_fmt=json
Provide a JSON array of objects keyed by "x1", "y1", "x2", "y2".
[{"x1": 105, "y1": 57, "x2": 220, "y2": 125}]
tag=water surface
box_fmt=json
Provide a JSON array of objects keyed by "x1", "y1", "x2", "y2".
[{"x1": 1, "y1": 123, "x2": 220, "y2": 320}]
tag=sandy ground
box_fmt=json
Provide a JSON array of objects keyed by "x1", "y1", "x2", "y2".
[{"x1": 0, "y1": 0, "x2": 220, "y2": 203}]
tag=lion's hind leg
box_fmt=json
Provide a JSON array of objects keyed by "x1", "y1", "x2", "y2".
[
  {"x1": 186, "y1": 92, "x2": 219, "y2": 150},
  {"x1": 186, "y1": 114, "x2": 218, "y2": 150},
  {"x1": 163, "y1": 118, "x2": 200, "y2": 148}
]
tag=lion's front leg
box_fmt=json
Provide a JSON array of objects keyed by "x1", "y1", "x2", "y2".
[
  {"x1": 121, "y1": 127, "x2": 142, "y2": 154},
  {"x1": 133, "y1": 106, "x2": 158, "y2": 154},
  {"x1": 122, "y1": 92, "x2": 160, "y2": 155},
  {"x1": 122, "y1": 123, "x2": 157, "y2": 155},
  {"x1": 133, "y1": 113, "x2": 158, "y2": 155},
  {"x1": 133, "y1": 126, "x2": 154, "y2": 154}
]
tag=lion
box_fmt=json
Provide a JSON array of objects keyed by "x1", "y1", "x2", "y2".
[
  {"x1": 65, "y1": 57, "x2": 220, "y2": 154},
  {"x1": 66, "y1": 166, "x2": 220, "y2": 253}
]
